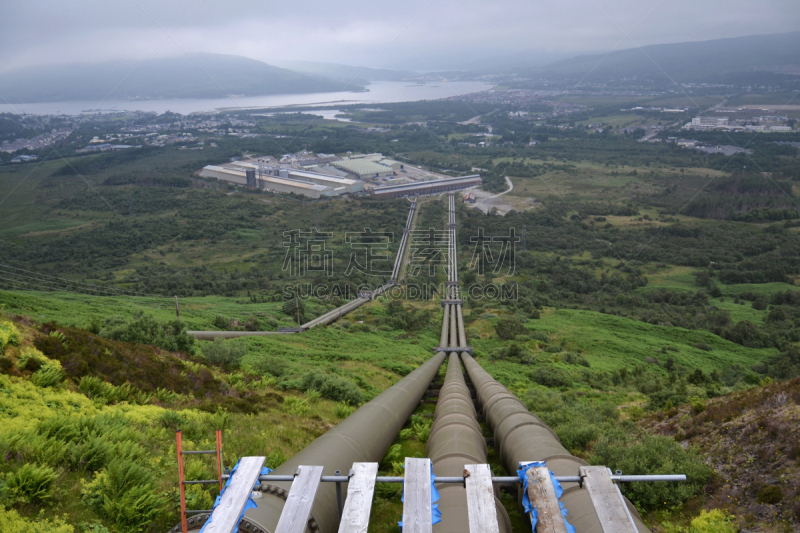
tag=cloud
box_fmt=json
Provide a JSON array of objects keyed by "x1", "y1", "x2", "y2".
[{"x1": 1, "y1": 0, "x2": 798, "y2": 71}]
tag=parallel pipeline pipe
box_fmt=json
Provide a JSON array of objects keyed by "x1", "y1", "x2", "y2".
[
  {"x1": 230, "y1": 350, "x2": 446, "y2": 533},
  {"x1": 426, "y1": 194, "x2": 511, "y2": 532},
  {"x1": 460, "y1": 353, "x2": 652, "y2": 532},
  {"x1": 301, "y1": 200, "x2": 416, "y2": 330}
]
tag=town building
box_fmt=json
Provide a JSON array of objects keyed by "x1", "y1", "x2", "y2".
[{"x1": 689, "y1": 116, "x2": 729, "y2": 129}]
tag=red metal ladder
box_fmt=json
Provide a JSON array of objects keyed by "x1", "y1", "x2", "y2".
[{"x1": 176, "y1": 429, "x2": 224, "y2": 533}]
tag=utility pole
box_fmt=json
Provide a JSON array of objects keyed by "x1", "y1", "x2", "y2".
[
  {"x1": 522, "y1": 224, "x2": 526, "y2": 252},
  {"x1": 174, "y1": 296, "x2": 180, "y2": 320}
]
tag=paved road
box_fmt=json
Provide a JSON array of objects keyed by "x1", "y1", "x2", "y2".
[{"x1": 488, "y1": 176, "x2": 513, "y2": 198}]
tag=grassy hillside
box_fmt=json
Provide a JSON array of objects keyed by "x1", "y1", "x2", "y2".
[{"x1": 534, "y1": 31, "x2": 800, "y2": 83}]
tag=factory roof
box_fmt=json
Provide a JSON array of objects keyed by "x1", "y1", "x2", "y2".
[
  {"x1": 262, "y1": 176, "x2": 332, "y2": 191},
  {"x1": 372, "y1": 175, "x2": 481, "y2": 194},
  {"x1": 332, "y1": 159, "x2": 394, "y2": 176},
  {"x1": 203, "y1": 165, "x2": 244, "y2": 175},
  {"x1": 288, "y1": 169, "x2": 360, "y2": 185}
]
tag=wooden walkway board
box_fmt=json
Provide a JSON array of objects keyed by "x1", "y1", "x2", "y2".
[
  {"x1": 580, "y1": 466, "x2": 638, "y2": 533},
  {"x1": 202, "y1": 456, "x2": 266, "y2": 533},
  {"x1": 275, "y1": 465, "x2": 325, "y2": 533},
  {"x1": 525, "y1": 466, "x2": 568, "y2": 533},
  {"x1": 337, "y1": 462, "x2": 379, "y2": 533},
  {"x1": 464, "y1": 464, "x2": 500, "y2": 533},
  {"x1": 402, "y1": 457, "x2": 433, "y2": 533}
]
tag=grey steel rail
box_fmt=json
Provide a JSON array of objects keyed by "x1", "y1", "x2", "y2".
[{"x1": 230, "y1": 474, "x2": 687, "y2": 484}]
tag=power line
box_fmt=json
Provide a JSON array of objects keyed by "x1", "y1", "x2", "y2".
[{"x1": 0, "y1": 263, "x2": 155, "y2": 297}]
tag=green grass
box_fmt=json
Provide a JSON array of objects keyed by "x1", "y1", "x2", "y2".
[
  {"x1": 470, "y1": 308, "x2": 776, "y2": 376},
  {"x1": 0, "y1": 290, "x2": 345, "y2": 330}
]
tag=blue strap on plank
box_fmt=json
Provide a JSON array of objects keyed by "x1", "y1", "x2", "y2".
[
  {"x1": 199, "y1": 459, "x2": 273, "y2": 533},
  {"x1": 517, "y1": 461, "x2": 575, "y2": 533},
  {"x1": 398, "y1": 464, "x2": 442, "y2": 529}
]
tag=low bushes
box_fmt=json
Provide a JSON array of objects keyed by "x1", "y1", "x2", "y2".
[
  {"x1": 249, "y1": 355, "x2": 289, "y2": 377},
  {"x1": 530, "y1": 366, "x2": 573, "y2": 388},
  {"x1": 35, "y1": 325, "x2": 221, "y2": 397},
  {"x1": 494, "y1": 317, "x2": 528, "y2": 340},
  {"x1": 202, "y1": 338, "x2": 247, "y2": 368},
  {"x1": 19, "y1": 348, "x2": 65, "y2": 388},
  {"x1": 98, "y1": 313, "x2": 195, "y2": 354},
  {"x1": 0, "y1": 321, "x2": 20, "y2": 353},
  {"x1": 523, "y1": 387, "x2": 711, "y2": 511},
  {"x1": 0, "y1": 505, "x2": 74, "y2": 533},
  {"x1": 589, "y1": 432, "x2": 712, "y2": 510},
  {"x1": 300, "y1": 372, "x2": 364, "y2": 405}
]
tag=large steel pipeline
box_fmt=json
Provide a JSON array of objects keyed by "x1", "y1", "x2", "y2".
[
  {"x1": 426, "y1": 194, "x2": 511, "y2": 532},
  {"x1": 460, "y1": 353, "x2": 651, "y2": 532},
  {"x1": 230, "y1": 349, "x2": 447, "y2": 533}
]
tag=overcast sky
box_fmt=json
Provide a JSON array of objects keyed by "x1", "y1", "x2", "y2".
[{"x1": 2, "y1": 0, "x2": 799, "y2": 72}]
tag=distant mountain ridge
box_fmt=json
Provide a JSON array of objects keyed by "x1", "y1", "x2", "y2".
[
  {"x1": 527, "y1": 31, "x2": 800, "y2": 83},
  {"x1": 0, "y1": 54, "x2": 363, "y2": 103},
  {"x1": 274, "y1": 60, "x2": 416, "y2": 84}
]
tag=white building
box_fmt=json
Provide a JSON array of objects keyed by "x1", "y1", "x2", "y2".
[{"x1": 689, "y1": 116, "x2": 729, "y2": 129}]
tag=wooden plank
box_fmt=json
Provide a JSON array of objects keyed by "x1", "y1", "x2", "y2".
[
  {"x1": 402, "y1": 457, "x2": 432, "y2": 533},
  {"x1": 337, "y1": 462, "x2": 379, "y2": 533},
  {"x1": 202, "y1": 456, "x2": 265, "y2": 533},
  {"x1": 579, "y1": 466, "x2": 638, "y2": 533},
  {"x1": 464, "y1": 464, "x2": 500, "y2": 533},
  {"x1": 275, "y1": 465, "x2": 325, "y2": 533},
  {"x1": 525, "y1": 466, "x2": 568, "y2": 533}
]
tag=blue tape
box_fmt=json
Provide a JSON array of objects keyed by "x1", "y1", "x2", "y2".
[
  {"x1": 199, "y1": 460, "x2": 273, "y2": 533},
  {"x1": 398, "y1": 464, "x2": 441, "y2": 530},
  {"x1": 517, "y1": 462, "x2": 576, "y2": 533}
]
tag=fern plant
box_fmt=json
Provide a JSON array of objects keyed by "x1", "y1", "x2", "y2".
[{"x1": 6, "y1": 463, "x2": 59, "y2": 503}]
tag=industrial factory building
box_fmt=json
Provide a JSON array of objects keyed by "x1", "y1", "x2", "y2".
[
  {"x1": 372, "y1": 175, "x2": 482, "y2": 198},
  {"x1": 198, "y1": 162, "x2": 363, "y2": 198}
]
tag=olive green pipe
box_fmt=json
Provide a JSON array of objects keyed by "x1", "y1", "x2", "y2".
[
  {"x1": 427, "y1": 354, "x2": 511, "y2": 533},
  {"x1": 426, "y1": 194, "x2": 510, "y2": 532},
  {"x1": 460, "y1": 353, "x2": 651, "y2": 533},
  {"x1": 237, "y1": 350, "x2": 447, "y2": 533}
]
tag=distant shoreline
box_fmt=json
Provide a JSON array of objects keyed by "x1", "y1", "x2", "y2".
[{"x1": 0, "y1": 81, "x2": 494, "y2": 116}]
